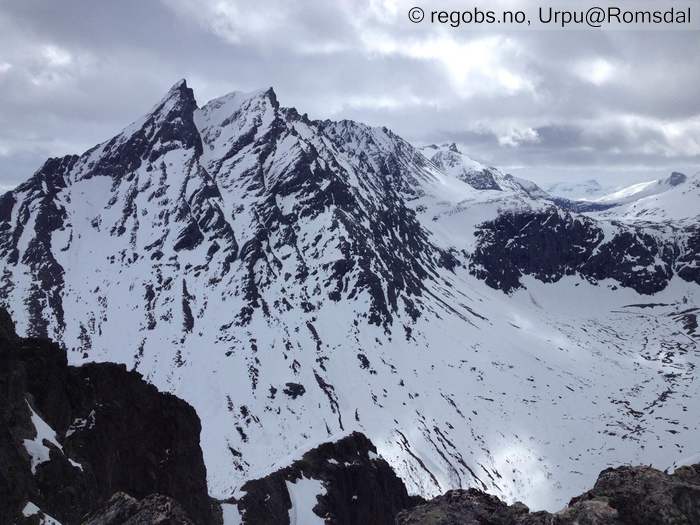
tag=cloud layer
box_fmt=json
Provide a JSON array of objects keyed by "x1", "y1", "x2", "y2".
[{"x1": 0, "y1": 0, "x2": 698, "y2": 189}]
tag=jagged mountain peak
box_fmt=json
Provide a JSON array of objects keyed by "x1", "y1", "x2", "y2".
[
  {"x1": 422, "y1": 142, "x2": 462, "y2": 154},
  {"x1": 147, "y1": 77, "x2": 199, "y2": 125},
  {"x1": 127, "y1": 77, "x2": 200, "y2": 137},
  {"x1": 168, "y1": 77, "x2": 188, "y2": 91},
  {"x1": 420, "y1": 143, "x2": 504, "y2": 192},
  {"x1": 588, "y1": 170, "x2": 700, "y2": 221},
  {"x1": 160, "y1": 77, "x2": 195, "y2": 102},
  {"x1": 67, "y1": 79, "x2": 203, "y2": 182},
  {"x1": 194, "y1": 86, "x2": 282, "y2": 169}
]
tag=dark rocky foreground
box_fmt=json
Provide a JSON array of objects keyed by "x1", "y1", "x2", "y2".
[
  {"x1": 233, "y1": 454, "x2": 700, "y2": 524},
  {"x1": 398, "y1": 463, "x2": 700, "y2": 524},
  {"x1": 229, "y1": 431, "x2": 422, "y2": 524},
  {"x1": 3, "y1": 306, "x2": 700, "y2": 524},
  {"x1": 0, "y1": 308, "x2": 214, "y2": 524}
]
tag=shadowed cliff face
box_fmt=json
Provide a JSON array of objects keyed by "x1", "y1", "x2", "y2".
[{"x1": 0, "y1": 308, "x2": 214, "y2": 525}]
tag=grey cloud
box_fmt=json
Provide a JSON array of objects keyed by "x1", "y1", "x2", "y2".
[{"x1": 0, "y1": 0, "x2": 698, "y2": 189}]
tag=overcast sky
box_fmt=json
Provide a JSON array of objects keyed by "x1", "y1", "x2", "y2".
[{"x1": 0, "y1": 0, "x2": 699, "y2": 191}]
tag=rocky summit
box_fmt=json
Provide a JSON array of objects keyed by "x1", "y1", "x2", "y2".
[
  {"x1": 397, "y1": 463, "x2": 700, "y2": 525},
  {"x1": 0, "y1": 80, "x2": 698, "y2": 512}
]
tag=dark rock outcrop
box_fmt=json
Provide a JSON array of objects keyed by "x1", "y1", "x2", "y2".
[
  {"x1": 0, "y1": 155, "x2": 74, "y2": 338},
  {"x1": 396, "y1": 489, "x2": 531, "y2": 525},
  {"x1": 567, "y1": 464, "x2": 700, "y2": 525},
  {"x1": 228, "y1": 431, "x2": 422, "y2": 524},
  {"x1": 221, "y1": 441, "x2": 700, "y2": 525},
  {"x1": 667, "y1": 171, "x2": 687, "y2": 187},
  {"x1": 0, "y1": 308, "x2": 214, "y2": 525},
  {"x1": 82, "y1": 492, "x2": 195, "y2": 525},
  {"x1": 397, "y1": 463, "x2": 700, "y2": 525},
  {"x1": 469, "y1": 208, "x2": 698, "y2": 295},
  {"x1": 676, "y1": 225, "x2": 700, "y2": 286}
]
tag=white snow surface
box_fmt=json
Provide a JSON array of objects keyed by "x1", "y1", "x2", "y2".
[
  {"x1": 22, "y1": 502, "x2": 63, "y2": 525},
  {"x1": 23, "y1": 400, "x2": 62, "y2": 474},
  {"x1": 546, "y1": 180, "x2": 608, "y2": 200},
  {"x1": 221, "y1": 502, "x2": 244, "y2": 525},
  {"x1": 22, "y1": 399, "x2": 83, "y2": 474},
  {"x1": 285, "y1": 477, "x2": 327, "y2": 524},
  {"x1": 590, "y1": 172, "x2": 700, "y2": 222}
]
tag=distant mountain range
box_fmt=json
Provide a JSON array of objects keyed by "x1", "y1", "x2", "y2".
[{"x1": 546, "y1": 171, "x2": 692, "y2": 207}]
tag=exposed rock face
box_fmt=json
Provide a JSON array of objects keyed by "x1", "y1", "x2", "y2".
[
  {"x1": 396, "y1": 489, "x2": 531, "y2": 524},
  {"x1": 0, "y1": 308, "x2": 213, "y2": 525},
  {"x1": 228, "y1": 431, "x2": 422, "y2": 524},
  {"x1": 470, "y1": 208, "x2": 699, "y2": 294},
  {"x1": 549, "y1": 197, "x2": 617, "y2": 213},
  {"x1": 0, "y1": 155, "x2": 75, "y2": 338},
  {"x1": 425, "y1": 143, "x2": 502, "y2": 191},
  {"x1": 676, "y1": 226, "x2": 700, "y2": 286},
  {"x1": 667, "y1": 171, "x2": 687, "y2": 187},
  {"x1": 567, "y1": 464, "x2": 700, "y2": 525},
  {"x1": 397, "y1": 463, "x2": 700, "y2": 525},
  {"x1": 82, "y1": 492, "x2": 195, "y2": 525}
]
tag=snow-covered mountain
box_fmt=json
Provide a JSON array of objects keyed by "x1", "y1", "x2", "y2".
[
  {"x1": 420, "y1": 143, "x2": 551, "y2": 199},
  {"x1": 594, "y1": 171, "x2": 687, "y2": 205},
  {"x1": 1, "y1": 80, "x2": 699, "y2": 513},
  {"x1": 589, "y1": 171, "x2": 700, "y2": 222}
]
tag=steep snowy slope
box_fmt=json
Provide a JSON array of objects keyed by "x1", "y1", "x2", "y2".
[
  {"x1": 594, "y1": 171, "x2": 687, "y2": 205},
  {"x1": 590, "y1": 171, "x2": 700, "y2": 222},
  {"x1": 1, "y1": 81, "x2": 698, "y2": 513},
  {"x1": 420, "y1": 143, "x2": 551, "y2": 199}
]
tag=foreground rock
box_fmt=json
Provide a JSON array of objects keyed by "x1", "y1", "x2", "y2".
[
  {"x1": 0, "y1": 308, "x2": 214, "y2": 524},
  {"x1": 225, "y1": 431, "x2": 422, "y2": 524},
  {"x1": 397, "y1": 463, "x2": 700, "y2": 524},
  {"x1": 82, "y1": 492, "x2": 195, "y2": 525}
]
